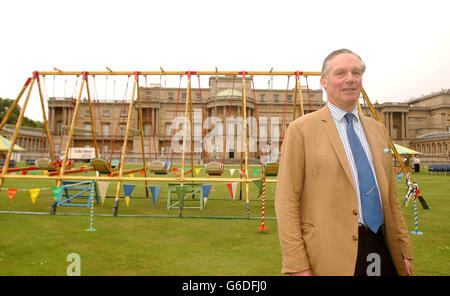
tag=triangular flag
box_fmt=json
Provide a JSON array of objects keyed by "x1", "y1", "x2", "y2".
[
  {"x1": 397, "y1": 173, "x2": 404, "y2": 182},
  {"x1": 125, "y1": 196, "x2": 130, "y2": 207},
  {"x1": 239, "y1": 169, "x2": 246, "y2": 176},
  {"x1": 149, "y1": 185, "x2": 162, "y2": 206},
  {"x1": 52, "y1": 187, "x2": 63, "y2": 202},
  {"x1": 140, "y1": 170, "x2": 145, "y2": 177},
  {"x1": 226, "y1": 183, "x2": 238, "y2": 201},
  {"x1": 252, "y1": 179, "x2": 263, "y2": 198},
  {"x1": 8, "y1": 189, "x2": 18, "y2": 203},
  {"x1": 253, "y1": 168, "x2": 259, "y2": 176},
  {"x1": 29, "y1": 189, "x2": 40, "y2": 205},
  {"x1": 32, "y1": 171, "x2": 36, "y2": 175},
  {"x1": 229, "y1": 168, "x2": 235, "y2": 176},
  {"x1": 195, "y1": 168, "x2": 201, "y2": 176},
  {"x1": 128, "y1": 173, "x2": 134, "y2": 178},
  {"x1": 176, "y1": 186, "x2": 187, "y2": 208},
  {"x1": 201, "y1": 184, "x2": 213, "y2": 206},
  {"x1": 22, "y1": 171, "x2": 28, "y2": 175},
  {"x1": 173, "y1": 168, "x2": 178, "y2": 173},
  {"x1": 123, "y1": 184, "x2": 135, "y2": 197},
  {"x1": 43, "y1": 170, "x2": 48, "y2": 175},
  {"x1": 97, "y1": 181, "x2": 110, "y2": 205}
]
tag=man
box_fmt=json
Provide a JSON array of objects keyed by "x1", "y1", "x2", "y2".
[{"x1": 275, "y1": 49, "x2": 413, "y2": 276}]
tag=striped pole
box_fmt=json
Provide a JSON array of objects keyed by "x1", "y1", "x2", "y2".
[
  {"x1": 258, "y1": 177, "x2": 268, "y2": 231},
  {"x1": 85, "y1": 181, "x2": 96, "y2": 232},
  {"x1": 410, "y1": 189, "x2": 423, "y2": 235}
]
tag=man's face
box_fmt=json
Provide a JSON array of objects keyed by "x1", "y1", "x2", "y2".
[{"x1": 320, "y1": 53, "x2": 363, "y2": 112}]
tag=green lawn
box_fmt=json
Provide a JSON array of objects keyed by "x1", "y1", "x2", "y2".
[{"x1": 0, "y1": 163, "x2": 448, "y2": 275}]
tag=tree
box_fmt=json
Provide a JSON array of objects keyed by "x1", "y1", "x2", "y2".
[{"x1": 0, "y1": 97, "x2": 42, "y2": 128}]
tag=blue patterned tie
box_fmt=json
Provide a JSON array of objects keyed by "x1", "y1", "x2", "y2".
[{"x1": 345, "y1": 113, "x2": 383, "y2": 233}]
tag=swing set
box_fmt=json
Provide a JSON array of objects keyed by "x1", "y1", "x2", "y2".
[{"x1": 0, "y1": 68, "x2": 417, "y2": 219}]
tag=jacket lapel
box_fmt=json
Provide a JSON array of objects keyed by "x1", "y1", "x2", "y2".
[{"x1": 319, "y1": 106, "x2": 356, "y2": 191}]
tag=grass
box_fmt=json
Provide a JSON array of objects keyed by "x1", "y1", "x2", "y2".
[{"x1": 0, "y1": 163, "x2": 448, "y2": 275}]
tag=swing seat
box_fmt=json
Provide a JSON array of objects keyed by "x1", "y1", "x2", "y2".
[
  {"x1": 35, "y1": 158, "x2": 51, "y2": 170},
  {"x1": 90, "y1": 159, "x2": 119, "y2": 174},
  {"x1": 35, "y1": 158, "x2": 74, "y2": 171},
  {"x1": 148, "y1": 160, "x2": 171, "y2": 174},
  {"x1": 263, "y1": 162, "x2": 279, "y2": 176},
  {"x1": 205, "y1": 162, "x2": 223, "y2": 176}
]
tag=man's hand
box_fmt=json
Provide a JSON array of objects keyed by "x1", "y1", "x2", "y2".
[{"x1": 289, "y1": 269, "x2": 314, "y2": 276}]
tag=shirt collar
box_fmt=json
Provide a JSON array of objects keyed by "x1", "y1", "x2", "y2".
[{"x1": 327, "y1": 102, "x2": 360, "y2": 122}]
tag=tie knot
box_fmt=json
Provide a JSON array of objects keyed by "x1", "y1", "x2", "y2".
[{"x1": 344, "y1": 113, "x2": 354, "y2": 124}]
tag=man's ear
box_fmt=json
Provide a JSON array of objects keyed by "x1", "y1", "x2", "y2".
[{"x1": 320, "y1": 76, "x2": 327, "y2": 89}]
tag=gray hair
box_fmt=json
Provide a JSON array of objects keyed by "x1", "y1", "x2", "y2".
[{"x1": 321, "y1": 49, "x2": 366, "y2": 77}]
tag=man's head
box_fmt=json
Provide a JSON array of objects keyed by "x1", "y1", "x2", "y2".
[{"x1": 320, "y1": 49, "x2": 365, "y2": 112}]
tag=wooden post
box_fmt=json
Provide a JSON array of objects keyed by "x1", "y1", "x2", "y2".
[
  {"x1": 0, "y1": 77, "x2": 36, "y2": 188},
  {"x1": 36, "y1": 72, "x2": 56, "y2": 163},
  {"x1": 0, "y1": 77, "x2": 32, "y2": 132},
  {"x1": 85, "y1": 76, "x2": 99, "y2": 159},
  {"x1": 181, "y1": 72, "x2": 195, "y2": 184},
  {"x1": 361, "y1": 86, "x2": 409, "y2": 176},
  {"x1": 240, "y1": 72, "x2": 250, "y2": 218},
  {"x1": 135, "y1": 74, "x2": 150, "y2": 198},
  {"x1": 295, "y1": 72, "x2": 305, "y2": 118},
  {"x1": 57, "y1": 72, "x2": 88, "y2": 186},
  {"x1": 113, "y1": 74, "x2": 138, "y2": 215}
]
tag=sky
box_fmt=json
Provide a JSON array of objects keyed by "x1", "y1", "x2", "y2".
[{"x1": 1, "y1": 0, "x2": 449, "y2": 121}]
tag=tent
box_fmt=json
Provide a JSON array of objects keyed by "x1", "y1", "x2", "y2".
[
  {"x1": 393, "y1": 143, "x2": 420, "y2": 155},
  {"x1": 0, "y1": 135, "x2": 25, "y2": 152}
]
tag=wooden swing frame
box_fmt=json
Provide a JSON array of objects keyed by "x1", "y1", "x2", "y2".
[{"x1": 0, "y1": 68, "x2": 411, "y2": 218}]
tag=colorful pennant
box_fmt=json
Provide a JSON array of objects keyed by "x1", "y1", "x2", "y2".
[
  {"x1": 149, "y1": 185, "x2": 162, "y2": 207},
  {"x1": 52, "y1": 187, "x2": 62, "y2": 202},
  {"x1": 8, "y1": 189, "x2": 18, "y2": 203},
  {"x1": 97, "y1": 181, "x2": 110, "y2": 205},
  {"x1": 226, "y1": 182, "x2": 238, "y2": 201},
  {"x1": 123, "y1": 184, "x2": 136, "y2": 207},
  {"x1": 29, "y1": 189, "x2": 40, "y2": 205},
  {"x1": 201, "y1": 184, "x2": 213, "y2": 206}
]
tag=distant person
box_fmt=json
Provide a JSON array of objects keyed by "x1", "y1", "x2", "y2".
[{"x1": 275, "y1": 49, "x2": 413, "y2": 276}]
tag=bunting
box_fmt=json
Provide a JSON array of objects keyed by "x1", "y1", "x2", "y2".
[
  {"x1": 97, "y1": 181, "x2": 110, "y2": 205},
  {"x1": 29, "y1": 189, "x2": 40, "y2": 205},
  {"x1": 8, "y1": 189, "x2": 18, "y2": 203},
  {"x1": 229, "y1": 168, "x2": 235, "y2": 176},
  {"x1": 195, "y1": 168, "x2": 201, "y2": 176},
  {"x1": 397, "y1": 173, "x2": 404, "y2": 182},
  {"x1": 253, "y1": 168, "x2": 259, "y2": 176},
  {"x1": 123, "y1": 184, "x2": 135, "y2": 207},
  {"x1": 226, "y1": 182, "x2": 238, "y2": 201},
  {"x1": 52, "y1": 187, "x2": 63, "y2": 202},
  {"x1": 201, "y1": 184, "x2": 213, "y2": 206},
  {"x1": 252, "y1": 179, "x2": 263, "y2": 198},
  {"x1": 140, "y1": 170, "x2": 146, "y2": 177},
  {"x1": 149, "y1": 185, "x2": 162, "y2": 207}
]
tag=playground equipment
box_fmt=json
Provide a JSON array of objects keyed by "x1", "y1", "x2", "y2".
[
  {"x1": 0, "y1": 69, "x2": 420, "y2": 222},
  {"x1": 49, "y1": 180, "x2": 99, "y2": 214}
]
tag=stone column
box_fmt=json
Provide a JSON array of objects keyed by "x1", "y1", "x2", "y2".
[{"x1": 389, "y1": 112, "x2": 393, "y2": 138}]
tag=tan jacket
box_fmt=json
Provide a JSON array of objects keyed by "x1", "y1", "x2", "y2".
[{"x1": 275, "y1": 105, "x2": 413, "y2": 276}]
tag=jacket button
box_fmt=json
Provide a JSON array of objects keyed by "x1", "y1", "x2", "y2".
[
  {"x1": 353, "y1": 235, "x2": 358, "y2": 241},
  {"x1": 353, "y1": 210, "x2": 358, "y2": 215}
]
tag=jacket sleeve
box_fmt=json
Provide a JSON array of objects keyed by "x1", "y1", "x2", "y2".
[
  {"x1": 275, "y1": 121, "x2": 311, "y2": 274},
  {"x1": 385, "y1": 129, "x2": 414, "y2": 260}
]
